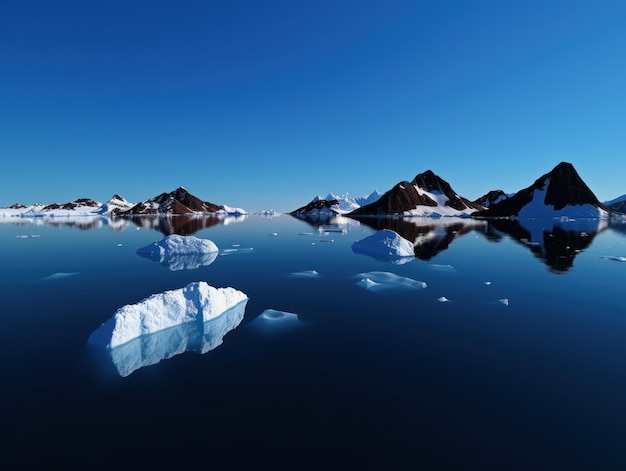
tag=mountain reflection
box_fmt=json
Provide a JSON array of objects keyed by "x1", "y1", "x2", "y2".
[
  {"x1": 90, "y1": 302, "x2": 246, "y2": 377},
  {"x1": 350, "y1": 216, "x2": 487, "y2": 260},
  {"x1": 488, "y1": 218, "x2": 608, "y2": 273},
  {"x1": 120, "y1": 214, "x2": 247, "y2": 235}
]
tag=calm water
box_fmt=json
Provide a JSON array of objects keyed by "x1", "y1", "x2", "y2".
[{"x1": 2, "y1": 214, "x2": 626, "y2": 469}]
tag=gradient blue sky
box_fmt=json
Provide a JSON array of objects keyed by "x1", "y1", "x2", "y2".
[{"x1": 2, "y1": 0, "x2": 625, "y2": 212}]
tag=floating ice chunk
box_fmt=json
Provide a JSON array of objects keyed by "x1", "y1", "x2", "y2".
[
  {"x1": 137, "y1": 234, "x2": 218, "y2": 257},
  {"x1": 87, "y1": 282, "x2": 248, "y2": 349},
  {"x1": 269, "y1": 232, "x2": 278, "y2": 236},
  {"x1": 299, "y1": 232, "x2": 314, "y2": 236},
  {"x1": 31, "y1": 234, "x2": 41, "y2": 238},
  {"x1": 498, "y1": 298, "x2": 509, "y2": 306},
  {"x1": 427, "y1": 263, "x2": 457, "y2": 272},
  {"x1": 354, "y1": 271, "x2": 427, "y2": 293},
  {"x1": 136, "y1": 235, "x2": 219, "y2": 271},
  {"x1": 39, "y1": 272, "x2": 80, "y2": 281},
  {"x1": 91, "y1": 301, "x2": 246, "y2": 377},
  {"x1": 484, "y1": 281, "x2": 492, "y2": 286},
  {"x1": 351, "y1": 229, "x2": 414, "y2": 264},
  {"x1": 438, "y1": 296, "x2": 450, "y2": 303},
  {"x1": 251, "y1": 309, "x2": 301, "y2": 333},
  {"x1": 288, "y1": 270, "x2": 320, "y2": 278},
  {"x1": 600, "y1": 256, "x2": 626, "y2": 262},
  {"x1": 117, "y1": 243, "x2": 123, "y2": 247},
  {"x1": 220, "y1": 247, "x2": 254, "y2": 255},
  {"x1": 318, "y1": 239, "x2": 334, "y2": 243}
]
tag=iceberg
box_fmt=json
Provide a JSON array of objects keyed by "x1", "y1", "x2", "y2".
[
  {"x1": 351, "y1": 229, "x2": 415, "y2": 264},
  {"x1": 354, "y1": 271, "x2": 427, "y2": 293},
  {"x1": 136, "y1": 235, "x2": 219, "y2": 270},
  {"x1": 93, "y1": 302, "x2": 246, "y2": 377},
  {"x1": 250, "y1": 309, "x2": 302, "y2": 333},
  {"x1": 88, "y1": 281, "x2": 248, "y2": 349}
]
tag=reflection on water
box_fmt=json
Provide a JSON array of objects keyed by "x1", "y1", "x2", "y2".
[
  {"x1": 121, "y1": 214, "x2": 247, "y2": 235},
  {"x1": 90, "y1": 302, "x2": 247, "y2": 377},
  {"x1": 350, "y1": 216, "x2": 487, "y2": 260},
  {"x1": 488, "y1": 218, "x2": 608, "y2": 273},
  {"x1": 136, "y1": 250, "x2": 219, "y2": 271},
  {"x1": 2, "y1": 213, "x2": 248, "y2": 235}
]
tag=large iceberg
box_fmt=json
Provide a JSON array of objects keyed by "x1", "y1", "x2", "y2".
[
  {"x1": 88, "y1": 282, "x2": 248, "y2": 349},
  {"x1": 94, "y1": 302, "x2": 246, "y2": 377},
  {"x1": 136, "y1": 235, "x2": 219, "y2": 271},
  {"x1": 351, "y1": 229, "x2": 415, "y2": 264}
]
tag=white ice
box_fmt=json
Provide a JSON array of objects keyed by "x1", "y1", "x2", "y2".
[
  {"x1": 136, "y1": 234, "x2": 218, "y2": 257},
  {"x1": 354, "y1": 271, "x2": 427, "y2": 293},
  {"x1": 288, "y1": 270, "x2": 321, "y2": 278},
  {"x1": 87, "y1": 281, "x2": 248, "y2": 349},
  {"x1": 438, "y1": 296, "x2": 450, "y2": 303},
  {"x1": 600, "y1": 256, "x2": 626, "y2": 262},
  {"x1": 94, "y1": 302, "x2": 246, "y2": 377},
  {"x1": 427, "y1": 263, "x2": 457, "y2": 272},
  {"x1": 351, "y1": 229, "x2": 415, "y2": 264}
]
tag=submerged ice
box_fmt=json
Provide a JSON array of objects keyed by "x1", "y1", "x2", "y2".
[
  {"x1": 88, "y1": 281, "x2": 248, "y2": 349},
  {"x1": 355, "y1": 271, "x2": 427, "y2": 293}
]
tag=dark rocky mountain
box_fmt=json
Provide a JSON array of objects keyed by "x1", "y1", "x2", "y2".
[
  {"x1": 290, "y1": 198, "x2": 340, "y2": 216},
  {"x1": 349, "y1": 171, "x2": 483, "y2": 216},
  {"x1": 120, "y1": 187, "x2": 224, "y2": 215},
  {"x1": 473, "y1": 162, "x2": 608, "y2": 218},
  {"x1": 474, "y1": 190, "x2": 510, "y2": 208},
  {"x1": 42, "y1": 198, "x2": 101, "y2": 211}
]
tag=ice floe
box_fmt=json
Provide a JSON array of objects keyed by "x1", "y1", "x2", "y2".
[
  {"x1": 354, "y1": 271, "x2": 427, "y2": 293},
  {"x1": 351, "y1": 229, "x2": 415, "y2": 264},
  {"x1": 437, "y1": 296, "x2": 450, "y2": 303},
  {"x1": 136, "y1": 235, "x2": 219, "y2": 271},
  {"x1": 250, "y1": 309, "x2": 301, "y2": 333},
  {"x1": 87, "y1": 281, "x2": 248, "y2": 349},
  {"x1": 38, "y1": 272, "x2": 80, "y2": 281},
  {"x1": 288, "y1": 270, "x2": 321, "y2": 278},
  {"x1": 220, "y1": 247, "x2": 254, "y2": 255},
  {"x1": 600, "y1": 256, "x2": 626, "y2": 262},
  {"x1": 91, "y1": 301, "x2": 246, "y2": 377}
]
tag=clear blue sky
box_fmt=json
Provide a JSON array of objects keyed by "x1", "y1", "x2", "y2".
[{"x1": 2, "y1": 0, "x2": 625, "y2": 212}]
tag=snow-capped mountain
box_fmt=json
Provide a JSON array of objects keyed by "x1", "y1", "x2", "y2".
[
  {"x1": 290, "y1": 196, "x2": 341, "y2": 217},
  {"x1": 604, "y1": 194, "x2": 626, "y2": 214},
  {"x1": 290, "y1": 190, "x2": 381, "y2": 216},
  {"x1": 474, "y1": 190, "x2": 512, "y2": 208},
  {"x1": 349, "y1": 170, "x2": 484, "y2": 217},
  {"x1": 474, "y1": 162, "x2": 609, "y2": 219},
  {"x1": 99, "y1": 194, "x2": 135, "y2": 214},
  {"x1": 120, "y1": 187, "x2": 246, "y2": 215}
]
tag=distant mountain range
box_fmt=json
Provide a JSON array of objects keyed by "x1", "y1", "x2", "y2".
[
  {"x1": 1, "y1": 163, "x2": 624, "y2": 220},
  {"x1": 1, "y1": 187, "x2": 246, "y2": 218},
  {"x1": 293, "y1": 162, "x2": 621, "y2": 219}
]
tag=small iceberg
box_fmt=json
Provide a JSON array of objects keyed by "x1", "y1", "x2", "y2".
[
  {"x1": 251, "y1": 309, "x2": 301, "y2": 333},
  {"x1": 38, "y1": 272, "x2": 80, "y2": 281},
  {"x1": 351, "y1": 229, "x2": 414, "y2": 264},
  {"x1": 88, "y1": 281, "x2": 248, "y2": 349},
  {"x1": 437, "y1": 296, "x2": 450, "y2": 303},
  {"x1": 288, "y1": 270, "x2": 320, "y2": 278},
  {"x1": 136, "y1": 235, "x2": 219, "y2": 271},
  {"x1": 427, "y1": 264, "x2": 457, "y2": 273},
  {"x1": 600, "y1": 256, "x2": 626, "y2": 262},
  {"x1": 354, "y1": 271, "x2": 427, "y2": 293}
]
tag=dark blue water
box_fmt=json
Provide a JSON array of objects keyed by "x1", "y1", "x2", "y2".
[{"x1": 1, "y1": 214, "x2": 625, "y2": 469}]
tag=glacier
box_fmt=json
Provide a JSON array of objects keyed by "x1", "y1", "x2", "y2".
[{"x1": 87, "y1": 281, "x2": 248, "y2": 349}]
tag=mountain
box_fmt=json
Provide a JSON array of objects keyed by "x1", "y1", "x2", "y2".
[
  {"x1": 42, "y1": 198, "x2": 101, "y2": 211},
  {"x1": 349, "y1": 170, "x2": 484, "y2": 217},
  {"x1": 99, "y1": 194, "x2": 135, "y2": 214},
  {"x1": 474, "y1": 190, "x2": 511, "y2": 208},
  {"x1": 290, "y1": 197, "x2": 340, "y2": 218},
  {"x1": 604, "y1": 194, "x2": 626, "y2": 214},
  {"x1": 355, "y1": 190, "x2": 382, "y2": 207},
  {"x1": 473, "y1": 162, "x2": 609, "y2": 218},
  {"x1": 119, "y1": 187, "x2": 245, "y2": 215}
]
